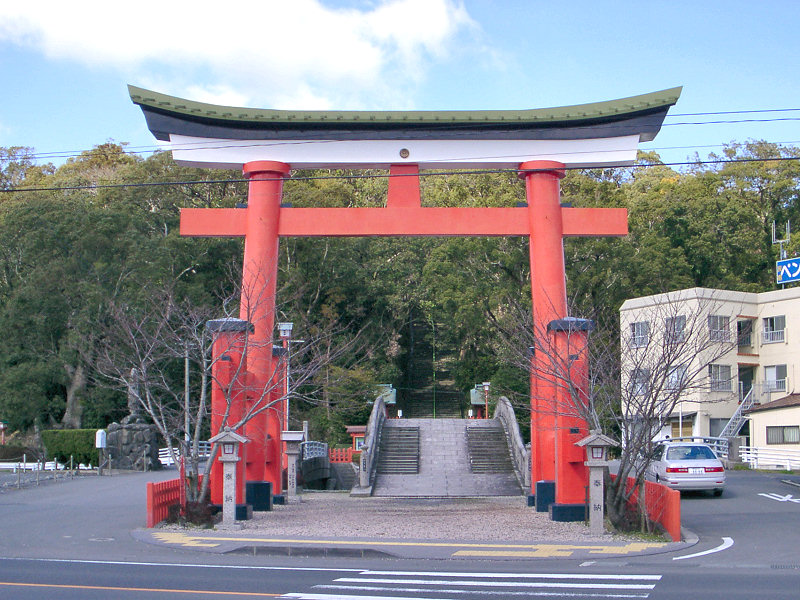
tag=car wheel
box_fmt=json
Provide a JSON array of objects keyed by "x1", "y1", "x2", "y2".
[{"x1": 713, "y1": 488, "x2": 723, "y2": 497}]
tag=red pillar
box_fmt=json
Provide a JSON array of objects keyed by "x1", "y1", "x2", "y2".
[
  {"x1": 520, "y1": 161, "x2": 567, "y2": 490},
  {"x1": 548, "y1": 319, "x2": 591, "y2": 506},
  {"x1": 207, "y1": 320, "x2": 250, "y2": 505},
  {"x1": 241, "y1": 161, "x2": 291, "y2": 493}
]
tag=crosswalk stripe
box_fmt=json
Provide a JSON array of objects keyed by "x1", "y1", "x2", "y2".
[
  {"x1": 358, "y1": 571, "x2": 661, "y2": 581},
  {"x1": 317, "y1": 583, "x2": 651, "y2": 598},
  {"x1": 334, "y1": 577, "x2": 656, "y2": 590}
]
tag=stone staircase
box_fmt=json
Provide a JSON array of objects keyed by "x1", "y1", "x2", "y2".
[
  {"x1": 466, "y1": 421, "x2": 515, "y2": 473},
  {"x1": 376, "y1": 426, "x2": 420, "y2": 474},
  {"x1": 371, "y1": 419, "x2": 522, "y2": 497}
]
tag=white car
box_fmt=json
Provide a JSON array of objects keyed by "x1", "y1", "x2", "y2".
[{"x1": 646, "y1": 442, "x2": 726, "y2": 496}]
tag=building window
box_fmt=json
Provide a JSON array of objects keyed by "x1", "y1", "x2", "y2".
[
  {"x1": 709, "y1": 364, "x2": 732, "y2": 391},
  {"x1": 708, "y1": 315, "x2": 730, "y2": 342},
  {"x1": 762, "y1": 315, "x2": 786, "y2": 344},
  {"x1": 765, "y1": 364, "x2": 787, "y2": 392},
  {"x1": 630, "y1": 368, "x2": 650, "y2": 396},
  {"x1": 737, "y1": 319, "x2": 753, "y2": 347},
  {"x1": 665, "y1": 315, "x2": 686, "y2": 345},
  {"x1": 666, "y1": 364, "x2": 688, "y2": 390},
  {"x1": 630, "y1": 321, "x2": 650, "y2": 348},
  {"x1": 766, "y1": 425, "x2": 800, "y2": 445}
]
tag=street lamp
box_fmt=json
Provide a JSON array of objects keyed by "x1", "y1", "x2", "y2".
[
  {"x1": 277, "y1": 322, "x2": 293, "y2": 431},
  {"x1": 482, "y1": 381, "x2": 490, "y2": 419}
]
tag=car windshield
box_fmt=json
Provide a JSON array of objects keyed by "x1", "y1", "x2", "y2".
[{"x1": 666, "y1": 445, "x2": 717, "y2": 460}]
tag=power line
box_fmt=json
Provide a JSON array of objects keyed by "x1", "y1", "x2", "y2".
[{"x1": 3, "y1": 154, "x2": 800, "y2": 195}]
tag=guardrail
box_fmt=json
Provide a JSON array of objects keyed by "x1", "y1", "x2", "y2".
[
  {"x1": 158, "y1": 442, "x2": 212, "y2": 467},
  {"x1": 739, "y1": 446, "x2": 800, "y2": 470},
  {"x1": 667, "y1": 436, "x2": 729, "y2": 459},
  {"x1": 0, "y1": 460, "x2": 64, "y2": 472},
  {"x1": 301, "y1": 441, "x2": 329, "y2": 460}
]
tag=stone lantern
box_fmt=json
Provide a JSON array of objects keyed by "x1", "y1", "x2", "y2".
[
  {"x1": 281, "y1": 430, "x2": 306, "y2": 503},
  {"x1": 576, "y1": 430, "x2": 617, "y2": 535},
  {"x1": 209, "y1": 427, "x2": 249, "y2": 527}
]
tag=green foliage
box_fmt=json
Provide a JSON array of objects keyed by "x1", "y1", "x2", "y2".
[
  {"x1": 40, "y1": 429, "x2": 97, "y2": 464},
  {"x1": 1, "y1": 140, "x2": 800, "y2": 447}
]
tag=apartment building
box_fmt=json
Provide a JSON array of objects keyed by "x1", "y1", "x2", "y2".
[{"x1": 620, "y1": 286, "x2": 800, "y2": 441}]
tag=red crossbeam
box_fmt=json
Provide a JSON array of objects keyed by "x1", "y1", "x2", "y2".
[{"x1": 180, "y1": 206, "x2": 627, "y2": 238}]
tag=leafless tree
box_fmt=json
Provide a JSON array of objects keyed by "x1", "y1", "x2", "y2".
[
  {"x1": 492, "y1": 289, "x2": 738, "y2": 532},
  {"x1": 93, "y1": 273, "x2": 368, "y2": 505}
]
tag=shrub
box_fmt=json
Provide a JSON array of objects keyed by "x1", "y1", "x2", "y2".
[
  {"x1": 0, "y1": 445, "x2": 33, "y2": 461},
  {"x1": 41, "y1": 429, "x2": 97, "y2": 464}
]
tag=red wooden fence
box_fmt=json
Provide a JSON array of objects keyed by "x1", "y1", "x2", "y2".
[
  {"x1": 146, "y1": 478, "x2": 181, "y2": 528},
  {"x1": 612, "y1": 475, "x2": 681, "y2": 542},
  {"x1": 329, "y1": 448, "x2": 354, "y2": 463}
]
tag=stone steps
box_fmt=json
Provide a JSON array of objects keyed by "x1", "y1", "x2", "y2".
[
  {"x1": 371, "y1": 419, "x2": 522, "y2": 497},
  {"x1": 376, "y1": 427, "x2": 419, "y2": 474},
  {"x1": 467, "y1": 424, "x2": 515, "y2": 473}
]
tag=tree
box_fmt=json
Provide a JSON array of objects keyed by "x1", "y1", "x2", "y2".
[
  {"x1": 490, "y1": 287, "x2": 738, "y2": 533},
  {"x1": 93, "y1": 270, "x2": 367, "y2": 504}
]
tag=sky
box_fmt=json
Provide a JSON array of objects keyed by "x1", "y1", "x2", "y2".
[{"x1": 2, "y1": 0, "x2": 800, "y2": 168}]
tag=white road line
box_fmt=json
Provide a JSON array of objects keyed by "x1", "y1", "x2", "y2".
[
  {"x1": 291, "y1": 594, "x2": 649, "y2": 600},
  {"x1": 360, "y1": 570, "x2": 661, "y2": 581},
  {"x1": 335, "y1": 577, "x2": 656, "y2": 590},
  {"x1": 672, "y1": 537, "x2": 734, "y2": 561},
  {"x1": 318, "y1": 583, "x2": 651, "y2": 598},
  {"x1": 0, "y1": 557, "x2": 361, "y2": 572}
]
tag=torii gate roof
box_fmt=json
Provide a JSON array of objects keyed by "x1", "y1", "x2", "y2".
[{"x1": 129, "y1": 85, "x2": 681, "y2": 169}]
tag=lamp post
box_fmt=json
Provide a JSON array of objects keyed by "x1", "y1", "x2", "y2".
[
  {"x1": 482, "y1": 381, "x2": 491, "y2": 419},
  {"x1": 277, "y1": 322, "x2": 293, "y2": 431}
]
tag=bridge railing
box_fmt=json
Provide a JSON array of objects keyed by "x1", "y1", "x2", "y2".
[
  {"x1": 493, "y1": 395, "x2": 529, "y2": 489},
  {"x1": 357, "y1": 394, "x2": 386, "y2": 491}
]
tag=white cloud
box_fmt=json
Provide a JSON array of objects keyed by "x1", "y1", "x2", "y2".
[{"x1": 0, "y1": 0, "x2": 477, "y2": 109}]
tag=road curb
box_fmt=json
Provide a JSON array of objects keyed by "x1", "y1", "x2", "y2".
[{"x1": 132, "y1": 528, "x2": 691, "y2": 561}]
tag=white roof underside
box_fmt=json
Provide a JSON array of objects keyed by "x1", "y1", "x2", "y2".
[{"x1": 167, "y1": 134, "x2": 642, "y2": 169}]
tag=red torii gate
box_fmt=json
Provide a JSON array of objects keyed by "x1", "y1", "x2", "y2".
[{"x1": 131, "y1": 85, "x2": 680, "y2": 519}]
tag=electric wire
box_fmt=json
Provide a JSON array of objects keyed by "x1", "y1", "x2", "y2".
[{"x1": 4, "y1": 155, "x2": 800, "y2": 195}]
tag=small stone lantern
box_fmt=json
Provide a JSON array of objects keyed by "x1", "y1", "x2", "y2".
[
  {"x1": 209, "y1": 427, "x2": 249, "y2": 527},
  {"x1": 281, "y1": 430, "x2": 305, "y2": 502},
  {"x1": 576, "y1": 430, "x2": 617, "y2": 535}
]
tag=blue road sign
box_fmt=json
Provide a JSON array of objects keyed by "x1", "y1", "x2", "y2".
[{"x1": 777, "y1": 258, "x2": 800, "y2": 284}]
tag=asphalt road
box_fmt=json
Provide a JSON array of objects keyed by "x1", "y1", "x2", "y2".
[{"x1": 1, "y1": 468, "x2": 799, "y2": 598}]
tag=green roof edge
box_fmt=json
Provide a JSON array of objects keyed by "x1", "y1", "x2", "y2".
[{"x1": 128, "y1": 85, "x2": 682, "y2": 125}]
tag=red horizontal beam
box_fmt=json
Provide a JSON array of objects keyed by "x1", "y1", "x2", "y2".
[{"x1": 180, "y1": 207, "x2": 627, "y2": 238}]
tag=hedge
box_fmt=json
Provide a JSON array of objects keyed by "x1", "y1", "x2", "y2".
[{"x1": 41, "y1": 429, "x2": 97, "y2": 465}]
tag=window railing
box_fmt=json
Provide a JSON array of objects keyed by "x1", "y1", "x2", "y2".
[
  {"x1": 762, "y1": 329, "x2": 785, "y2": 344},
  {"x1": 766, "y1": 378, "x2": 787, "y2": 392}
]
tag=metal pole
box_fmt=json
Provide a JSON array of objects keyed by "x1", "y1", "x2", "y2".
[{"x1": 185, "y1": 344, "x2": 190, "y2": 447}]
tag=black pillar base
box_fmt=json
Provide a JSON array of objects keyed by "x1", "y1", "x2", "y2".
[
  {"x1": 527, "y1": 494, "x2": 536, "y2": 507},
  {"x1": 549, "y1": 503, "x2": 587, "y2": 522},
  {"x1": 535, "y1": 480, "x2": 555, "y2": 513},
  {"x1": 246, "y1": 481, "x2": 273, "y2": 511},
  {"x1": 211, "y1": 503, "x2": 253, "y2": 521},
  {"x1": 272, "y1": 494, "x2": 286, "y2": 506}
]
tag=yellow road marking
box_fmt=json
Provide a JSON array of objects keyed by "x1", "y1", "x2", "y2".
[
  {"x1": 0, "y1": 581, "x2": 281, "y2": 596},
  {"x1": 150, "y1": 531, "x2": 666, "y2": 557}
]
